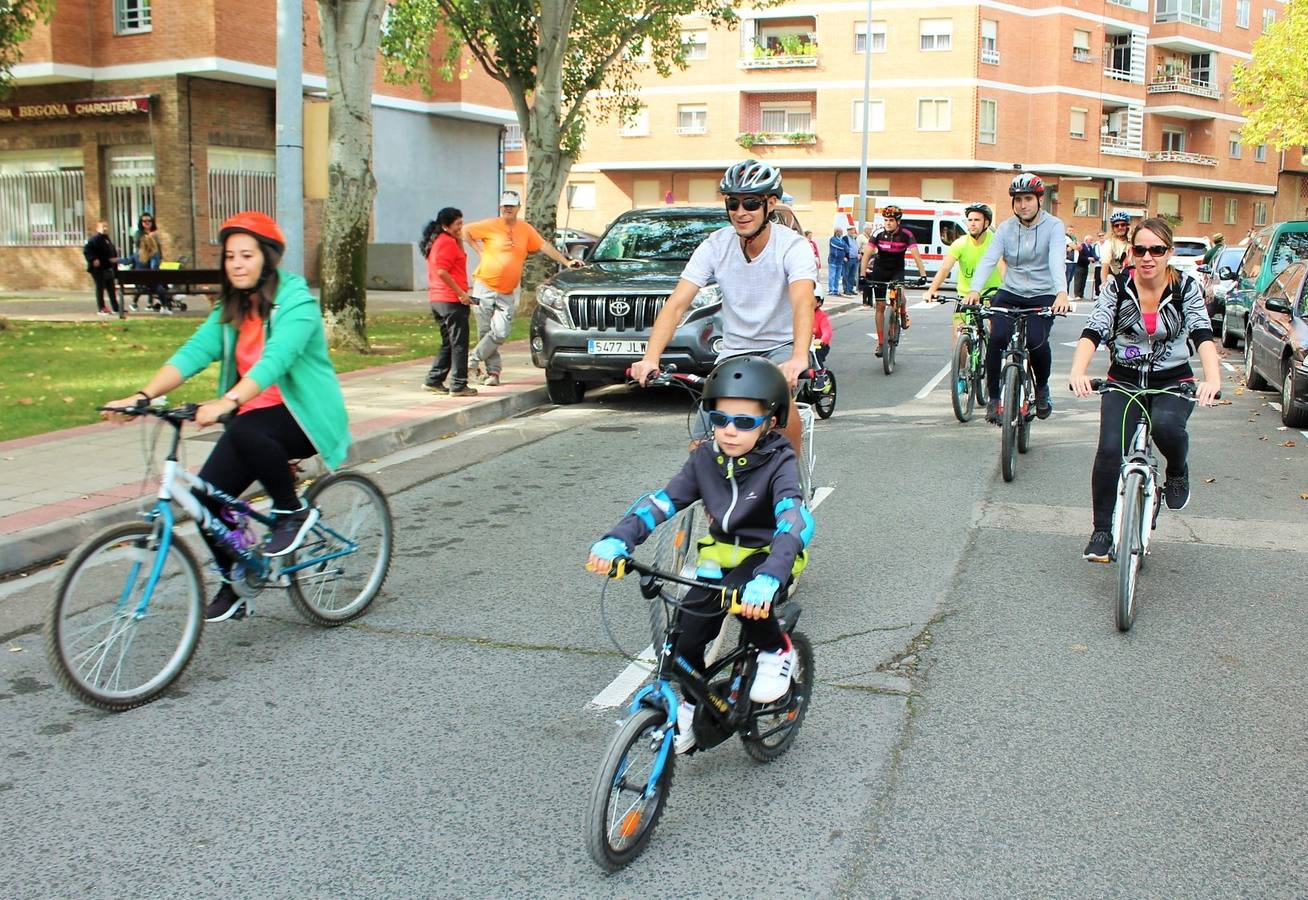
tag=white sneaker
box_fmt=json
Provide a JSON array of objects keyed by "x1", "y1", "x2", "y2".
[
  {"x1": 674, "y1": 701, "x2": 697, "y2": 754},
  {"x1": 750, "y1": 645, "x2": 796, "y2": 703}
]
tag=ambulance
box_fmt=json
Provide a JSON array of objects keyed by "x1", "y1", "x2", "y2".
[{"x1": 836, "y1": 195, "x2": 971, "y2": 285}]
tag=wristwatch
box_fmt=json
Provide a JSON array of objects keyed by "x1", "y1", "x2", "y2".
[{"x1": 223, "y1": 389, "x2": 242, "y2": 408}]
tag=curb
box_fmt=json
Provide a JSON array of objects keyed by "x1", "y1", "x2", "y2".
[{"x1": 0, "y1": 385, "x2": 551, "y2": 577}]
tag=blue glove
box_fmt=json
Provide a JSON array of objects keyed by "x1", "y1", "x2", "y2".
[
  {"x1": 741, "y1": 573, "x2": 781, "y2": 612},
  {"x1": 588, "y1": 537, "x2": 629, "y2": 564}
]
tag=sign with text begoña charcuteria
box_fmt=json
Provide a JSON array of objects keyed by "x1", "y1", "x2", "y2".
[{"x1": 0, "y1": 96, "x2": 152, "y2": 122}]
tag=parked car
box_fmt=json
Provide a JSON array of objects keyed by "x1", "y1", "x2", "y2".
[
  {"x1": 530, "y1": 204, "x2": 810, "y2": 404},
  {"x1": 1242, "y1": 260, "x2": 1308, "y2": 427},
  {"x1": 1168, "y1": 236, "x2": 1210, "y2": 276},
  {"x1": 1225, "y1": 220, "x2": 1308, "y2": 349},
  {"x1": 555, "y1": 228, "x2": 600, "y2": 260},
  {"x1": 1197, "y1": 244, "x2": 1247, "y2": 345}
]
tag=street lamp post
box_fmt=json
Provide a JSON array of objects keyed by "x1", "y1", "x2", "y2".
[{"x1": 855, "y1": 0, "x2": 874, "y2": 232}]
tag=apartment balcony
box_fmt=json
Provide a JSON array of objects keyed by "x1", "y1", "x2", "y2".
[
  {"x1": 1146, "y1": 149, "x2": 1217, "y2": 166},
  {"x1": 739, "y1": 45, "x2": 819, "y2": 69},
  {"x1": 981, "y1": 48, "x2": 1000, "y2": 65},
  {"x1": 736, "y1": 131, "x2": 818, "y2": 148},
  {"x1": 1101, "y1": 135, "x2": 1146, "y2": 158},
  {"x1": 675, "y1": 126, "x2": 708, "y2": 136},
  {"x1": 1155, "y1": 0, "x2": 1221, "y2": 30},
  {"x1": 1148, "y1": 75, "x2": 1220, "y2": 100},
  {"x1": 1104, "y1": 65, "x2": 1136, "y2": 82}
]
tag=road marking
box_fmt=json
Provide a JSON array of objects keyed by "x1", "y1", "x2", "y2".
[
  {"x1": 1061, "y1": 341, "x2": 1080, "y2": 348},
  {"x1": 915, "y1": 363, "x2": 951, "y2": 399},
  {"x1": 1270, "y1": 401, "x2": 1283, "y2": 412},
  {"x1": 1222, "y1": 362, "x2": 1236, "y2": 372},
  {"x1": 589, "y1": 484, "x2": 836, "y2": 708}
]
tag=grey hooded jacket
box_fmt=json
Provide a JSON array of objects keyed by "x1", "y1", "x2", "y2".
[{"x1": 972, "y1": 210, "x2": 1069, "y2": 298}]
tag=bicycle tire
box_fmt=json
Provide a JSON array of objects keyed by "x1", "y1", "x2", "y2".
[
  {"x1": 584, "y1": 705, "x2": 675, "y2": 871},
  {"x1": 950, "y1": 333, "x2": 974, "y2": 422},
  {"x1": 814, "y1": 370, "x2": 836, "y2": 419},
  {"x1": 1116, "y1": 472, "x2": 1145, "y2": 632},
  {"x1": 1017, "y1": 371, "x2": 1033, "y2": 454},
  {"x1": 741, "y1": 631, "x2": 814, "y2": 762},
  {"x1": 882, "y1": 298, "x2": 899, "y2": 375},
  {"x1": 288, "y1": 471, "x2": 393, "y2": 626},
  {"x1": 1000, "y1": 366, "x2": 1019, "y2": 482},
  {"x1": 46, "y1": 521, "x2": 204, "y2": 712}
]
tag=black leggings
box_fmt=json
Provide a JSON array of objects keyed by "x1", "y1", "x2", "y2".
[
  {"x1": 1091, "y1": 386, "x2": 1192, "y2": 530},
  {"x1": 91, "y1": 268, "x2": 119, "y2": 313},
  {"x1": 674, "y1": 553, "x2": 787, "y2": 674},
  {"x1": 197, "y1": 404, "x2": 316, "y2": 571},
  {"x1": 986, "y1": 290, "x2": 1054, "y2": 399}
]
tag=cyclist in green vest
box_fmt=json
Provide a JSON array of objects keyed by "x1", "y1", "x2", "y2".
[{"x1": 924, "y1": 203, "x2": 1004, "y2": 342}]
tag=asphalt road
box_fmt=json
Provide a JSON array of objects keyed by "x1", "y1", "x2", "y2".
[{"x1": 1, "y1": 296, "x2": 1306, "y2": 897}]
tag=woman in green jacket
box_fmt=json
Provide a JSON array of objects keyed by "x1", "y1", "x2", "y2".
[{"x1": 103, "y1": 211, "x2": 350, "y2": 622}]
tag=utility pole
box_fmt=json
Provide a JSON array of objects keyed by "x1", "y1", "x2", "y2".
[
  {"x1": 276, "y1": 0, "x2": 305, "y2": 275},
  {"x1": 855, "y1": 0, "x2": 874, "y2": 231}
]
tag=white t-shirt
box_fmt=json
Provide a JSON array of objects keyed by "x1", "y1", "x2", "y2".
[{"x1": 680, "y1": 224, "x2": 817, "y2": 358}]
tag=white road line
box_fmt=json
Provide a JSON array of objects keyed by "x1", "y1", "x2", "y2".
[
  {"x1": 1301, "y1": 430, "x2": 1308, "y2": 441},
  {"x1": 1061, "y1": 341, "x2": 1079, "y2": 348},
  {"x1": 915, "y1": 363, "x2": 951, "y2": 399},
  {"x1": 588, "y1": 485, "x2": 836, "y2": 709},
  {"x1": 1222, "y1": 362, "x2": 1236, "y2": 372}
]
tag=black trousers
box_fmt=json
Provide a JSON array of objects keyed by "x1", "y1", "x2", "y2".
[
  {"x1": 674, "y1": 553, "x2": 787, "y2": 674},
  {"x1": 985, "y1": 290, "x2": 1054, "y2": 399},
  {"x1": 1091, "y1": 386, "x2": 1192, "y2": 530},
  {"x1": 91, "y1": 268, "x2": 119, "y2": 313},
  {"x1": 1072, "y1": 265, "x2": 1090, "y2": 298},
  {"x1": 426, "y1": 302, "x2": 471, "y2": 389},
  {"x1": 197, "y1": 404, "x2": 316, "y2": 572}
]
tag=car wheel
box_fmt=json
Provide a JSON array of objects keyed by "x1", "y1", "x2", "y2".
[
  {"x1": 1281, "y1": 362, "x2": 1308, "y2": 427},
  {"x1": 546, "y1": 373, "x2": 586, "y2": 405},
  {"x1": 1221, "y1": 313, "x2": 1240, "y2": 349},
  {"x1": 1245, "y1": 334, "x2": 1271, "y2": 391}
]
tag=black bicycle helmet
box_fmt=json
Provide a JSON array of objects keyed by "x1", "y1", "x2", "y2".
[
  {"x1": 720, "y1": 160, "x2": 784, "y2": 198},
  {"x1": 880, "y1": 204, "x2": 903, "y2": 219},
  {"x1": 701, "y1": 355, "x2": 791, "y2": 428},
  {"x1": 1009, "y1": 172, "x2": 1045, "y2": 197},
  {"x1": 964, "y1": 203, "x2": 993, "y2": 225}
]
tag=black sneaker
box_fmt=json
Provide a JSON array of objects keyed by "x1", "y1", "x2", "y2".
[
  {"x1": 205, "y1": 584, "x2": 247, "y2": 622},
  {"x1": 263, "y1": 505, "x2": 320, "y2": 557},
  {"x1": 985, "y1": 400, "x2": 1001, "y2": 424},
  {"x1": 1035, "y1": 384, "x2": 1053, "y2": 419},
  {"x1": 1083, "y1": 530, "x2": 1113, "y2": 563},
  {"x1": 1164, "y1": 472, "x2": 1191, "y2": 510},
  {"x1": 423, "y1": 381, "x2": 446, "y2": 393}
]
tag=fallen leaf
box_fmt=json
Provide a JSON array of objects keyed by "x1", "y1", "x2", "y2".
[
  {"x1": 61, "y1": 396, "x2": 74, "y2": 404},
  {"x1": 16, "y1": 397, "x2": 33, "y2": 406},
  {"x1": 1278, "y1": 426, "x2": 1289, "y2": 431},
  {"x1": 1283, "y1": 440, "x2": 1297, "y2": 447},
  {"x1": 1205, "y1": 477, "x2": 1216, "y2": 484},
  {"x1": 1070, "y1": 643, "x2": 1088, "y2": 653},
  {"x1": 6, "y1": 646, "x2": 21, "y2": 653},
  {"x1": 1301, "y1": 493, "x2": 1308, "y2": 500}
]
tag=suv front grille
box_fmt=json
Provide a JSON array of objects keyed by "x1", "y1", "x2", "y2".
[{"x1": 567, "y1": 295, "x2": 667, "y2": 332}]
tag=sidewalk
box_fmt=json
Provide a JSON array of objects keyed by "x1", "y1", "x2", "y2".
[{"x1": 0, "y1": 343, "x2": 548, "y2": 575}]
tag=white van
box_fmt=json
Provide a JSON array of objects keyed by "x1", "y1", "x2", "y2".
[{"x1": 836, "y1": 195, "x2": 970, "y2": 285}]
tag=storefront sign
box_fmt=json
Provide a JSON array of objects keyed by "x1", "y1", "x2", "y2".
[{"x1": 0, "y1": 96, "x2": 151, "y2": 122}]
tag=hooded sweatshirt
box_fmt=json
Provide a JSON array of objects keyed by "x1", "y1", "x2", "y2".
[{"x1": 971, "y1": 209, "x2": 1069, "y2": 298}]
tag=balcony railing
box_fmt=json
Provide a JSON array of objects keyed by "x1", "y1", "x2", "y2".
[
  {"x1": 1154, "y1": 9, "x2": 1220, "y2": 30},
  {"x1": 1072, "y1": 48, "x2": 1092, "y2": 62},
  {"x1": 739, "y1": 53, "x2": 819, "y2": 69},
  {"x1": 737, "y1": 131, "x2": 818, "y2": 148},
  {"x1": 1100, "y1": 135, "x2": 1145, "y2": 157},
  {"x1": 1146, "y1": 150, "x2": 1218, "y2": 165},
  {"x1": 981, "y1": 47, "x2": 1000, "y2": 64},
  {"x1": 1104, "y1": 65, "x2": 1135, "y2": 81},
  {"x1": 675, "y1": 126, "x2": 707, "y2": 135},
  {"x1": 1147, "y1": 76, "x2": 1221, "y2": 99}
]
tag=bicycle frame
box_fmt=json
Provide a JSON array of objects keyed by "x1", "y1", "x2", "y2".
[{"x1": 1111, "y1": 422, "x2": 1159, "y2": 558}]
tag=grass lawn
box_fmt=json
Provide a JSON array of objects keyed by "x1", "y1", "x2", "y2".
[{"x1": 0, "y1": 311, "x2": 531, "y2": 442}]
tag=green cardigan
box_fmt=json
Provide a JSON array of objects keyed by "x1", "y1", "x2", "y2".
[{"x1": 166, "y1": 272, "x2": 351, "y2": 470}]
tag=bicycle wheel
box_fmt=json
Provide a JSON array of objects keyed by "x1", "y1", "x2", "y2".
[
  {"x1": 741, "y1": 631, "x2": 814, "y2": 762},
  {"x1": 45, "y1": 521, "x2": 204, "y2": 711},
  {"x1": 1017, "y1": 371, "x2": 1033, "y2": 454},
  {"x1": 814, "y1": 370, "x2": 837, "y2": 420},
  {"x1": 288, "y1": 471, "x2": 393, "y2": 626},
  {"x1": 584, "y1": 705, "x2": 675, "y2": 871},
  {"x1": 1116, "y1": 472, "x2": 1145, "y2": 632},
  {"x1": 950, "y1": 333, "x2": 975, "y2": 422},
  {"x1": 882, "y1": 301, "x2": 899, "y2": 375},
  {"x1": 1000, "y1": 366, "x2": 1019, "y2": 482}
]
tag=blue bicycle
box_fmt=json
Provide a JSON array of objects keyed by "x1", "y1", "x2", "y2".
[
  {"x1": 45, "y1": 403, "x2": 393, "y2": 711},
  {"x1": 584, "y1": 556, "x2": 813, "y2": 871}
]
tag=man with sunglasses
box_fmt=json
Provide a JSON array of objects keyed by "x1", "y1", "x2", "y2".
[
  {"x1": 968, "y1": 172, "x2": 1072, "y2": 423},
  {"x1": 630, "y1": 160, "x2": 817, "y2": 451},
  {"x1": 860, "y1": 205, "x2": 927, "y2": 357}
]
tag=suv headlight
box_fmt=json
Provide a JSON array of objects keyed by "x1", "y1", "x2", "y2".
[
  {"x1": 537, "y1": 284, "x2": 567, "y2": 311},
  {"x1": 690, "y1": 284, "x2": 722, "y2": 309}
]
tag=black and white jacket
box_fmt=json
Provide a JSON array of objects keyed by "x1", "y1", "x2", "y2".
[{"x1": 1081, "y1": 269, "x2": 1214, "y2": 386}]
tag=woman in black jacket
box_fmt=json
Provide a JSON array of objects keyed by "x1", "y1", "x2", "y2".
[{"x1": 83, "y1": 220, "x2": 120, "y2": 317}]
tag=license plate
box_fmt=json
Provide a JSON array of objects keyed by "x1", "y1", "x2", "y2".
[{"x1": 588, "y1": 340, "x2": 647, "y2": 355}]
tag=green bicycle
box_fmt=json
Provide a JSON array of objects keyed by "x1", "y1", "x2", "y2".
[{"x1": 940, "y1": 294, "x2": 990, "y2": 423}]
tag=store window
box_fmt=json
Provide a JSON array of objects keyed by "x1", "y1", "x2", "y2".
[
  {"x1": 208, "y1": 148, "x2": 274, "y2": 243},
  {"x1": 114, "y1": 0, "x2": 151, "y2": 34},
  {"x1": 0, "y1": 150, "x2": 85, "y2": 247}
]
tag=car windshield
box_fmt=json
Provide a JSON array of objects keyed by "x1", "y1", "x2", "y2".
[
  {"x1": 591, "y1": 214, "x2": 726, "y2": 262},
  {"x1": 1219, "y1": 247, "x2": 1245, "y2": 269},
  {"x1": 1172, "y1": 242, "x2": 1206, "y2": 257},
  {"x1": 1270, "y1": 232, "x2": 1308, "y2": 277}
]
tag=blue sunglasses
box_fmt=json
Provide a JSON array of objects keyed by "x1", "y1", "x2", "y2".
[{"x1": 707, "y1": 410, "x2": 770, "y2": 430}]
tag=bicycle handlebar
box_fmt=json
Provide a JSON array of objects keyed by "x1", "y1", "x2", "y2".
[
  {"x1": 629, "y1": 364, "x2": 706, "y2": 390},
  {"x1": 98, "y1": 401, "x2": 236, "y2": 426},
  {"x1": 602, "y1": 556, "x2": 754, "y2": 617},
  {"x1": 1077, "y1": 379, "x2": 1221, "y2": 401}
]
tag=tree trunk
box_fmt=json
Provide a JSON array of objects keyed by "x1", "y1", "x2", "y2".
[{"x1": 316, "y1": 0, "x2": 384, "y2": 352}]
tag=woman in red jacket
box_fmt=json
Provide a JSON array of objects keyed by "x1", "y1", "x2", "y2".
[{"x1": 420, "y1": 207, "x2": 477, "y2": 396}]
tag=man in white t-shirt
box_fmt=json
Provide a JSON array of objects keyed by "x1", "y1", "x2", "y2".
[{"x1": 630, "y1": 160, "x2": 817, "y2": 450}]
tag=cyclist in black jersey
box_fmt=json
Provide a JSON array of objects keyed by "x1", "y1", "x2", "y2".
[{"x1": 859, "y1": 206, "x2": 927, "y2": 358}]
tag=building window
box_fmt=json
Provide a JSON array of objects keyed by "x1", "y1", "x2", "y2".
[
  {"x1": 1236, "y1": 0, "x2": 1250, "y2": 27},
  {"x1": 681, "y1": 30, "x2": 708, "y2": 60},
  {"x1": 0, "y1": 151, "x2": 86, "y2": 247},
  {"x1": 1073, "y1": 186, "x2": 1101, "y2": 217},
  {"x1": 1163, "y1": 126, "x2": 1186, "y2": 153},
  {"x1": 1070, "y1": 107, "x2": 1088, "y2": 139},
  {"x1": 866, "y1": 178, "x2": 891, "y2": 197},
  {"x1": 980, "y1": 19, "x2": 999, "y2": 63},
  {"x1": 1108, "y1": 33, "x2": 1133, "y2": 77},
  {"x1": 1229, "y1": 132, "x2": 1242, "y2": 158},
  {"x1": 1262, "y1": 8, "x2": 1275, "y2": 30},
  {"x1": 920, "y1": 19, "x2": 953, "y2": 51},
  {"x1": 1225, "y1": 198, "x2": 1238, "y2": 224},
  {"x1": 207, "y1": 148, "x2": 275, "y2": 243},
  {"x1": 503, "y1": 124, "x2": 524, "y2": 150},
  {"x1": 619, "y1": 107, "x2": 650, "y2": 137},
  {"x1": 1156, "y1": 192, "x2": 1180, "y2": 217},
  {"x1": 855, "y1": 21, "x2": 887, "y2": 53},
  {"x1": 677, "y1": 104, "x2": 708, "y2": 134},
  {"x1": 979, "y1": 99, "x2": 997, "y2": 144},
  {"x1": 688, "y1": 177, "x2": 717, "y2": 203},
  {"x1": 917, "y1": 98, "x2": 951, "y2": 131},
  {"x1": 787, "y1": 177, "x2": 813, "y2": 207},
  {"x1": 1189, "y1": 52, "x2": 1212, "y2": 85},
  {"x1": 1255, "y1": 143, "x2": 1267, "y2": 162},
  {"x1": 1072, "y1": 29, "x2": 1092, "y2": 61},
  {"x1": 761, "y1": 104, "x2": 812, "y2": 133},
  {"x1": 1198, "y1": 196, "x2": 1213, "y2": 222},
  {"x1": 1254, "y1": 200, "x2": 1268, "y2": 225},
  {"x1": 852, "y1": 100, "x2": 886, "y2": 132},
  {"x1": 921, "y1": 178, "x2": 955, "y2": 200},
  {"x1": 566, "y1": 182, "x2": 596, "y2": 210},
  {"x1": 114, "y1": 0, "x2": 151, "y2": 34}
]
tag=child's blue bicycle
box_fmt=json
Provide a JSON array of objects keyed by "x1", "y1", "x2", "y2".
[
  {"x1": 584, "y1": 556, "x2": 814, "y2": 871},
  {"x1": 44, "y1": 403, "x2": 393, "y2": 711}
]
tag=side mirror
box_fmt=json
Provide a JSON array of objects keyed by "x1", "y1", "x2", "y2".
[
  {"x1": 1196, "y1": 264, "x2": 1211, "y2": 275},
  {"x1": 1265, "y1": 297, "x2": 1292, "y2": 315},
  {"x1": 1218, "y1": 267, "x2": 1237, "y2": 281}
]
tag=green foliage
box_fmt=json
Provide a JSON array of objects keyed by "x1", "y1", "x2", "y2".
[
  {"x1": 1231, "y1": 0, "x2": 1308, "y2": 149},
  {"x1": 0, "y1": 0, "x2": 54, "y2": 97},
  {"x1": 736, "y1": 132, "x2": 760, "y2": 149}
]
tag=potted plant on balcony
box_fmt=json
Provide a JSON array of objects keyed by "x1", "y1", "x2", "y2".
[{"x1": 737, "y1": 132, "x2": 761, "y2": 149}]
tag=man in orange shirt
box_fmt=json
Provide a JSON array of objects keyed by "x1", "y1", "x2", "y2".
[{"x1": 465, "y1": 190, "x2": 582, "y2": 385}]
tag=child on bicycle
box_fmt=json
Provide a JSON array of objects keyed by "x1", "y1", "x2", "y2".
[
  {"x1": 585, "y1": 356, "x2": 814, "y2": 754},
  {"x1": 812, "y1": 294, "x2": 832, "y2": 369}
]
